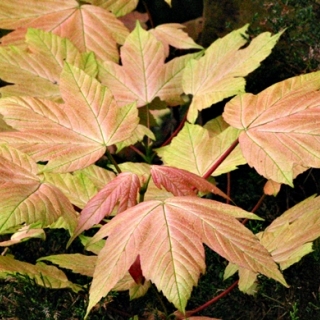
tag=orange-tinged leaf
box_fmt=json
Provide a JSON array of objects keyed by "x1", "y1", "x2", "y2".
[
  {"x1": 117, "y1": 162, "x2": 173, "y2": 201},
  {"x1": 98, "y1": 22, "x2": 165, "y2": 106},
  {"x1": 0, "y1": 64, "x2": 139, "y2": 172},
  {"x1": 263, "y1": 180, "x2": 281, "y2": 196},
  {"x1": 0, "y1": 0, "x2": 75, "y2": 29},
  {"x1": 150, "y1": 165, "x2": 230, "y2": 200},
  {"x1": 183, "y1": 25, "x2": 282, "y2": 122},
  {"x1": 156, "y1": 122, "x2": 246, "y2": 177},
  {"x1": 0, "y1": 225, "x2": 45, "y2": 247},
  {"x1": 0, "y1": 1, "x2": 129, "y2": 62},
  {"x1": 0, "y1": 182, "x2": 77, "y2": 234},
  {"x1": 223, "y1": 71, "x2": 320, "y2": 185},
  {"x1": 98, "y1": 23, "x2": 198, "y2": 107},
  {"x1": 0, "y1": 256, "x2": 82, "y2": 293},
  {"x1": 26, "y1": 28, "x2": 98, "y2": 77},
  {"x1": 68, "y1": 172, "x2": 140, "y2": 245},
  {"x1": 150, "y1": 23, "x2": 203, "y2": 57},
  {"x1": 119, "y1": 11, "x2": 149, "y2": 31},
  {"x1": 257, "y1": 195, "x2": 320, "y2": 269},
  {"x1": 0, "y1": 28, "x2": 98, "y2": 99},
  {"x1": 0, "y1": 45, "x2": 59, "y2": 99},
  {"x1": 86, "y1": 197, "x2": 284, "y2": 315},
  {"x1": 0, "y1": 143, "x2": 39, "y2": 184},
  {"x1": 157, "y1": 52, "x2": 203, "y2": 106},
  {"x1": 0, "y1": 145, "x2": 77, "y2": 233}
]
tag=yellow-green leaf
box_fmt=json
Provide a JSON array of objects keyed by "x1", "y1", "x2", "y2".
[
  {"x1": 0, "y1": 256, "x2": 82, "y2": 293},
  {"x1": 156, "y1": 122, "x2": 246, "y2": 177},
  {"x1": 183, "y1": 25, "x2": 282, "y2": 122}
]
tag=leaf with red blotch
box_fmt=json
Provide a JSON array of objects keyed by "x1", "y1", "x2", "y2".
[
  {"x1": 67, "y1": 172, "x2": 140, "y2": 246},
  {"x1": 0, "y1": 0, "x2": 129, "y2": 62},
  {"x1": 150, "y1": 165, "x2": 230, "y2": 200},
  {"x1": 85, "y1": 196, "x2": 286, "y2": 316},
  {"x1": 0, "y1": 63, "x2": 139, "y2": 172},
  {"x1": 0, "y1": 144, "x2": 77, "y2": 234},
  {"x1": 223, "y1": 71, "x2": 320, "y2": 186}
]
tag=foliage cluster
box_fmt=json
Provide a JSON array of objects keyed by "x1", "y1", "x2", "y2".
[{"x1": 0, "y1": 0, "x2": 320, "y2": 319}]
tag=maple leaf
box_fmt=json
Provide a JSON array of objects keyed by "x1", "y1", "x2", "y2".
[
  {"x1": 0, "y1": 144, "x2": 77, "y2": 234},
  {"x1": 150, "y1": 23, "x2": 203, "y2": 57},
  {"x1": 257, "y1": 195, "x2": 320, "y2": 270},
  {"x1": 0, "y1": 64, "x2": 139, "y2": 172},
  {"x1": 98, "y1": 22, "x2": 202, "y2": 107},
  {"x1": 91, "y1": 0, "x2": 139, "y2": 17},
  {"x1": 223, "y1": 71, "x2": 320, "y2": 185},
  {"x1": 38, "y1": 254, "x2": 97, "y2": 277},
  {"x1": 0, "y1": 0, "x2": 129, "y2": 62},
  {"x1": 150, "y1": 165, "x2": 230, "y2": 200},
  {"x1": 68, "y1": 172, "x2": 140, "y2": 246},
  {"x1": 41, "y1": 165, "x2": 116, "y2": 210},
  {"x1": 156, "y1": 121, "x2": 246, "y2": 177},
  {"x1": 0, "y1": 256, "x2": 81, "y2": 293},
  {"x1": 41, "y1": 170, "x2": 98, "y2": 210},
  {"x1": 182, "y1": 24, "x2": 282, "y2": 122},
  {"x1": 0, "y1": 225, "x2": 45, "y2": 247},
  {"x1": 0, "y1": 28, "x2": 97, "y2": 99},
  {"x1": 225, "y1": 194, "x2": 320, "y2": 294},
  {"x1": 117, "y1": 162, "x2": 174, "y2": 201},
  {"x1": 85, "y1": 197, "x2": 285, "y2": 316}
]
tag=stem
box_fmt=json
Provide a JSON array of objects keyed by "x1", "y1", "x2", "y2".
[
  {"x1": 142, "y1": 0, "x2": 155, "y2": 28},
  {"x1": 185, "y1": 280, "x2": 239, "y2": 317},
  {"x1": 139, "y1": 175, "x2": 151, "y2": 203},
  {"x1": 203, "y1": 138, "x2": 239, "y2": 179},
  {"x1": 162, "y1": 112, "x2": 188, "y2": 147},
  {"x1": 130, "y1": 145, "x2": 148, "y2": 162},
  {"x1": 226, "y1": 172, "x2": 231, "y2": 204},
  {"x1": 242, "y1": 193, "x2": 266, "y2": 225},
  {"x1": 105, "y1": 148, "x2": 121, "y2": 174},
  {"x1": 251, "y1": 193, "x2": 266, "y2": 213},
  {"x1": 146, "y1": 104, "x2": 151, "y2": 147}
]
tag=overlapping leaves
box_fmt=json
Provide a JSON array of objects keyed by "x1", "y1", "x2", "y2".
[
  {"x1": 0, "y1": 144, "x2": 77, "y2": 234},
  {"x1": 223, "y1": 71, "x2": 320, "y2": 185},
  {"x1": 156, "y1": 119, "x2": 246, "y2": 177},
  {"x1": 182, "y1": 24, "x2": 283, "y2": 122},
  {"x1": 0, "y1": 63, "x2": 139, "y2": 172},
  {"x1": 85, "y1": 196, "x2": 286, "y2": 316},
  {"x1": 98, "y1": 22, "x2": 203, "y2": 107},
  {"x1": 0, "y1": 0, "x2": 129, "y2": 62}
]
